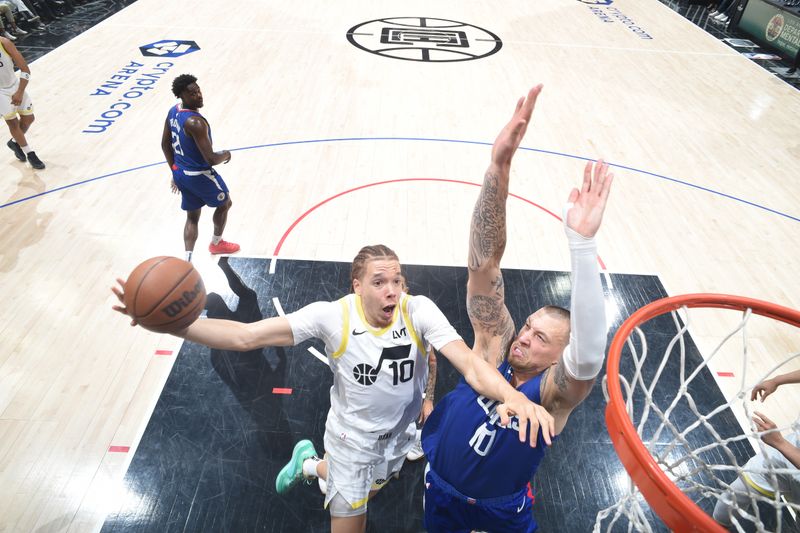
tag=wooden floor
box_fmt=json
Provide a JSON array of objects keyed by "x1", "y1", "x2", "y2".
[{"x1": 1, "y1": 0, "x2": 799, "y2": 531}]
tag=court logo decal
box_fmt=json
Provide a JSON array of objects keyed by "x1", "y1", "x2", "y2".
[
  {"x1": 83, "y1": 61, "x2": 175, "y2": 134},
  {"x1": 346, "y1": 17, "x2": 501, "y2": 62},
  {"x1": 83, "y1": 40, "x2": 200, "y2": 134},
  {"x1": 582, "y1": 2, "x2": 654, "y2": 39},
  {"x1": 766, "y1": 14, "x2": 785, "y2": 42},
  {"x1": 139, "y1": 40, "x2": 201, "y2": 58}
]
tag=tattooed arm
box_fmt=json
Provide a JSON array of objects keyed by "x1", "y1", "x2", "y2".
[
  {"x1": 419, "y1": 347, "x2": 437, "y2": 424},
  {"x1": 467, "y1": 168, "x2": 515, "y2": 367},
  {"x1": 467, "y1": 85, "x2": 543, "y2": 367}
]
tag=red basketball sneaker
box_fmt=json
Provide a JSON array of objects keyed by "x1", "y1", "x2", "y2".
[{"x1": 208, "y1": 239, "x2": 240, "y2": 255}]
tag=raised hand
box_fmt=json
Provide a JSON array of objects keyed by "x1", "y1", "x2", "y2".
[
  {"x1": 565, "y1": 159, "x2": 614, "y2": 238},
  {"x1": 111, "y1": 278, "x2": 138, "y2": 327},
  {"x1": 491, "y1": 85, "x2": 543, "y2": 168},
  {"x1": 754, "y1": 411, "x2": 786, "y2": 449},
  {"x1": 751, "y1": 378, "x2": 779, "y2": 402}
]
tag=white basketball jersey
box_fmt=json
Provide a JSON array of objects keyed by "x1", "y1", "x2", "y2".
[
  {"x1": 288, "y1": 293, "x2": 461, "y2": 435},
  {"x1": 0, "y1": 42, "x2": 18, "y2": 90}
]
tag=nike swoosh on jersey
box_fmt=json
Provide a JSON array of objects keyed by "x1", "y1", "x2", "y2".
[{"x1": 352, "y1": 329, "x2": 367, "y2": 335}]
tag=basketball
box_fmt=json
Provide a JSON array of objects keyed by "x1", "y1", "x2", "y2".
[{"x1": 123, "y1": 256, "x2": 206, "y2": 334}]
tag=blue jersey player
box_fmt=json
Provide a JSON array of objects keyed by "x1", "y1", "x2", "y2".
[
  {"x1": 422, "y1": 85, "x2": 614, "y2": 532},
  {"x1": 161, "y1": 74, "x2": 239, "y2": 261}
]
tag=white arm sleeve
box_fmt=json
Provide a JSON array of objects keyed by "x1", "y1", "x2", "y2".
[
  {"x1": 407, "y1": 295, "x2": 462, "y2": 350},
  {"x1": 562, "y1": 226, "x2": 608, "y2": 381}
]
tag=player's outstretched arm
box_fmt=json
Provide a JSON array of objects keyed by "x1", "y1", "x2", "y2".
[
  {"x1": 751, "y1": 369, "x2": 800, "y2": 402},
  {"x1": 467, "y1": 85, "x2": 542, "y2": 366},
  {"x1": 545, "y1": 160, "x2": 613, "y2": 422},
  {"x1": 754, "y1": 411, "x2": 800, "y2": 469},
  {"x1": 177, "y1": 315, "x2": 294, "y2": 350},
  {"x1": 111, "y1": 279, "x2": 294, "y2": 350},
  {"x1": 439, "y1": 338, "x2": 555, "y2": 447}
]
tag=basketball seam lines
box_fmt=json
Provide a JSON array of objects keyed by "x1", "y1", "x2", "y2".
[
  {"x1": 132, "y1": 257, "x2": 171, "y2": 317},
  {"x1": 138, "y1": 261, "x2": 195, "y2": 318}
]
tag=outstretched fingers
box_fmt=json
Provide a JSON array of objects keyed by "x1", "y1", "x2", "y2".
[
  {"x1": 586, "y1": 159, "x2": 614, "y2": 206},
  {"x1": 514, "y1": 96, "x2": 525, "y2": 115},
  {"x1": 530, "y1": 403, "x2": 554, "y2": 446},
  {"x1": 497, "y1": 396, "x2": 555, "y2": 447},
  {"x1": 594, "y1": 160, "x2": 613, "y2": 198},
  {"x1": 491, "y1": 84, "x2": 544, "y2": 167},
  {"x1": 753, "y1": 411, "x2": 776, "y2": 429},
  {"x1": 111, "y1": 278, "x2": 137, "y2": 326},
  {"x1": 581, "y1": 160, "x2": 593, "y2": 195},
  {"x1": 517, "y1": 85, "x2": 542, "y2": 127}
]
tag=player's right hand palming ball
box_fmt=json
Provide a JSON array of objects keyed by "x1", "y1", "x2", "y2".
[{"x1": 113, "y1": 256, "x2": 206, "y2": 334}]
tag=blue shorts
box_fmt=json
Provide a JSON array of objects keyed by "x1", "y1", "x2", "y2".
[
  {"x1": 424, "y1": 467, "x2": 536, "y2": 533},
  {"x1": 172, "y1": 166, "x2": 230, "y2": 211}
]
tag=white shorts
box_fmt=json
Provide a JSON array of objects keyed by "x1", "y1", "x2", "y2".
[
  {"x1": 322, "y1": 411, "x2": 416, "y2": 515},
  {"x1": 744, "y1": 445, "x2": 800, "y2": 501},
  {"x1": 0, "y1": 81, "x2": 33, "y2": 120}
]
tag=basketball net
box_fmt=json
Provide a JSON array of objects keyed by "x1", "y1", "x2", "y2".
[{"x1": 593, "y1": 295, "x2": 800, "y2": 532}]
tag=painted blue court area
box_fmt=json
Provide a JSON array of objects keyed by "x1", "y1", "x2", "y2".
[{"x1": 99, "y1": 257, "x2": 778, "y2": 533}]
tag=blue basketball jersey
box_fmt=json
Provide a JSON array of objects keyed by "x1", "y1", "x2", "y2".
[
  {"x1": 422, "y1": 360, "x2": 551, "y2": 499},
  {"x1": 166, "y1": 104, "x2": 212, "y2": 171}
]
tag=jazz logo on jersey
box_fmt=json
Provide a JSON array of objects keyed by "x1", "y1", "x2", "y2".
[
  {"x1": 352, "y1": 345, "x2": 413, "y2": 386},
  {"x1": 468, "y1": 395, "x2": 520, "y2": 456},
  {"x1": 139, "y1": 40, "x2": 201, "y2": 58}
]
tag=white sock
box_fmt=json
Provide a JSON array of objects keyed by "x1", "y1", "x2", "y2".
[
  {"x1": 185, "y1": 250, "x2": 193, "y2": 262},
  {"x1": 212, "y1": 235, "x2": 222, "y2": 245},
  {"x1": 21, "y1": 145, "x2": 32, "y2": 154},
  {"x1": 302, "y1": 457, "x2": 321, "y2": 478}
]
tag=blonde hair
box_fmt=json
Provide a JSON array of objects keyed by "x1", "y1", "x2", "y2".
[{"x1": 350, "y1": 245, "x2": 400, "y2": 291}]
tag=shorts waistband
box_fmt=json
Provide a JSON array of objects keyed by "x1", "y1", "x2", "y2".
[
  {"x1": 742, "y1": 472, "x2": 775, "y2": 498},
  {"x1": 426, "y1": 465, "x2": 526, "y2": 505},
  {"x1": 182, "y1": 169, "x2": 215, "y2": 176}
]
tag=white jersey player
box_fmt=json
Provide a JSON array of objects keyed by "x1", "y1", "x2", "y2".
[
  {"x1": 113, "y1": 244, "x2": 555, "y2": 533},
  {"x1": 0, "y1": 36, "x2": 44, "y2": 169},
  {"x1": 714, "y1": 370, "x2": 800, "y2": 527},
  {"x1": 287, "y1": 289, "x2": 456, "y2": 514}
]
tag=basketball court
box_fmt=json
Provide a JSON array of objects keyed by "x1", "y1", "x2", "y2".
[{"x1": 1, "y1": 0, "x2": 799, "y2": 531}]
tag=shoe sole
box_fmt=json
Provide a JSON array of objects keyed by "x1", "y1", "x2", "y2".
[
  {"x1": 209, "y1": 246, "x2": 240, "y2": 255},
  {"x1": 276, "y1": 440, "x2": 316, "y2": 494}
]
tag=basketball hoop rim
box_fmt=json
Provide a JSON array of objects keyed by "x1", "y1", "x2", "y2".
[{"x1": 605, "y1": 293, "x2": 800, "y2": 532}]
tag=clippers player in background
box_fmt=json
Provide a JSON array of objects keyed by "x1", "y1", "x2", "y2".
[
  {"x1": 421, "y1": 84, "x2": 614, "y2": 532},
  {"x1": 162, "y1": 74, "x2": 239, "y2": 261},
  {"x1": 1, "y1": 35, "x2": 45, "y2": 169}
]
